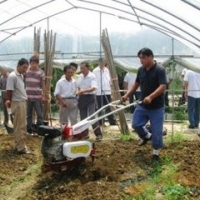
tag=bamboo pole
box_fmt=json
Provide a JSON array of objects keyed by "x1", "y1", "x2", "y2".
[
  {"x1": 32, "y1": 28, "x2": 41, "y2": 124},
  {"x1": 101, "y1": 29, "x2": 130, "y2": 134},
  {"x1": 43, "y1": 30, "x2": 56, "y2": 124},
  {"x1": 34, "y1": 27, "x2": 41, "y2": 55}
]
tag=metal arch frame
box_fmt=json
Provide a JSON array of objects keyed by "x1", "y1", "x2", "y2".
[
  {"x1": 141, "y1": 0, "x2": 200, "y2": 32},
  {"x1": 75, "y1": 0, "x2": 200, "y2": 45},
  {"x1": 0, "y1": 0, "x2": 199, "y2": 47},
  {"x1": 0, "y1": 7, "x2": 75, "y2": 43},
  {"x1": 0, "y1": 0, "x2": 7, "y2": 4},
  {"x1": 108, "y1": 0, "x2": 200, "y2": 43},
  {"x1": 65, "y1": 0, "x2": 77, "y2": 8},
  {"x1": 75, "y1": 4, "x2": 200, "y2": 47},
  {"x1": 72, "y1": 6, "x2": 200, "y2": 49},
  {"x1": 127, "y1": 0, "x2": 141, "y2": 25},
  {"x1": 0, "y1": 0, "x2": 55, "y2": 26},
  {"x1": 117, "y1": 16, "x2": 200, "y2": 49},
  {"x1": 144, "y1": 24, "x2": 200, "y2": 49},
  {"x1": 181, "y1": 0, "x2": 200, "y2": 10},
  {"x1": 0, "y1": 3, "x2": 199, "y2": 48}
]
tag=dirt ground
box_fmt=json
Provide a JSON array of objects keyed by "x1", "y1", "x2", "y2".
[{"x1": 0, "y1": 122, "x2": 200, "y2": 200}]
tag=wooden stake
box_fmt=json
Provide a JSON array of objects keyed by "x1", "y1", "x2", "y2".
[{"x1": 101, "y1": 29, "x2": 130, "y2": 134}]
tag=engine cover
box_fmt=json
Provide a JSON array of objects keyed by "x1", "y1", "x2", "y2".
[
  {"x1": 41, "y1": 136, "x2": 66, "y2": 163},
  {"x1": 63, "y1": 141, "x2": 92, "y2": 159}
]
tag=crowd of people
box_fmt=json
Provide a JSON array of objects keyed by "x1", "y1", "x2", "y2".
[{"x1": 1, "y1": 47, "x2": 199, "y2": 162}]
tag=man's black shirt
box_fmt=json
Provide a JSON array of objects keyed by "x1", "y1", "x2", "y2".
[{"x1": 136, "y1": 62, "x2": 167, "y2": 109}]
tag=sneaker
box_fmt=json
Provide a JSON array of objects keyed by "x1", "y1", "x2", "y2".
[
  {"x1": 151, "y1": 155, "x2": 160, "y2": 163},
  {"x1": 138, "y1": 135, "x2": 152, "y2": 146},
  {"x1": 110, "y1": 122, "x2": 117, "y2": 126},
  {"x1": 188, "y1": 125, "x2": 195, "y2": 129},
  {"x1": 27, "y1": 129, "x2": 33, "y2": 134},
  {"x1": 96, "y1": 134, "x2": 103, "y2": 142},
  {"x1": 17, "y1": 148, "x2": 31, "y2": 154}
]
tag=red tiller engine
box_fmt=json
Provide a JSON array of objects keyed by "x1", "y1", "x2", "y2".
[{"x1": 38, "y1": 125, "x2": 95, "y2": 171}]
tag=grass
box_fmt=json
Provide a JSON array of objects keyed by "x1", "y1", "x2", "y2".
[
  {"x1": 122, "y1": 155, "x2": 192, "y2": 200},
  {"x1": 119, "y1": 133, "x2": 136, "y2": 141},
  {"x1": 165, "y1": 131, "x2": 187, "y2": 144},
  {"x1": 3, "y1": 162, "x2": 42, "y2": 196}
]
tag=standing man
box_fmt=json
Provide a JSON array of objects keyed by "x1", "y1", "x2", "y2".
[
  {"x1": 184, "y1": 70, "x2": 200, "y2": 129},
  {"x1": 25, "y1": 55, "x2": 45, "y2": 134},
  {"x1": 54, "y1": 65, "x2": 78, "y2": 126},
  {"x1": 70, "y1": 62, "x2": 79, "y2": 80},
  {"x1": 77, "y1": 61, "x2": 103, "y2": 141},
  {"x1": 123, "y1": 72, "x2": 141, "y2": 113},
  {"x1": 61, "y1": 62, "x2": 79, "y2": 80},
  {"x1": 6, "y1": 58, "x2": 30, "y2": 154},
  {"x1": 122, "y1": 48, "x2": 167, "y2": 162},
  {"x1": 0, "y1": 67, "x2": 9, "y2": 125},
  {"x1": 93, "y1": 58, "x2": 116, "y2": 126}
]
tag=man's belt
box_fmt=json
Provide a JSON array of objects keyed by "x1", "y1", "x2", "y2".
[{"x1": 62, "y1": 97, "x2": 76, "y2": 99}]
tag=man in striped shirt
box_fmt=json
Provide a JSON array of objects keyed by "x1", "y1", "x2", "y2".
[{"x1": 25, "y1": 55, "x2": 45, "y2": 135}]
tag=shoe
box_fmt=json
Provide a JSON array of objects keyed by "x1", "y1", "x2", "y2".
[
  {"x1": 110, "y1": 122, "x2": 117, "y2": 126},
  {"x1": 27, "y1": 129, "x2": 33, "y2": 134},
  {"x1": 163, "y1": 127, "x2": 167, "y2": 136},
  {"x1": 151, "y1": 155, "x2": 160, "y2": 163},
  {"x1": 188, "y1": 125, "x2": 195, "y2": 129},
  {"x1": 17, "y1": 148, "x2": 31, "y2": 154},
  {"x1": 96, "y1": 134, "x2": 103, "y2": 142},
  {"x1": 138, "y1": 135, "x2": 152, "y2": 146}
]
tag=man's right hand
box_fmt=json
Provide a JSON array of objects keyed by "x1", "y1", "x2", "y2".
[
  {"x1": 121, "y1": 95, "x2": 128, "y2": 102},
  {"x1": 5, "y1": 100, "x2": 11, "y2": 108},
  {"x1": 61, "y1": 102, "x2": 67, "y2": 107}
]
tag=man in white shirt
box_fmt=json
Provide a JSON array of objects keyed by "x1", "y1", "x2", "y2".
[
  {"x1": 123, "y1": 72, "x2": 141, "y2": 113},
  {"x1": 77, "y1": 61, "x2": 103, "y2": 141},
  {"x1": 54, "y1": 65, "x2": 78, "y2": 126},
  {"x1": 184, "y1": 69, "x2": 200, "y2": 129},
  {"x1": 93, "y1": 59, "x2": 116, "y2": 126}
]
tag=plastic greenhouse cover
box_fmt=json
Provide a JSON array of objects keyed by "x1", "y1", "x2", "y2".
[
  {"x1": 0, "y1": 0, "x2": 200, "y2": 55},
  {"x1": 1, "y1": 57, "x2": 200, "y2": 74}
]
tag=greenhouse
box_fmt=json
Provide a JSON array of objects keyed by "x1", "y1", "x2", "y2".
[{"x1": 1, "y1": 1, "x2": 200, "y2": 200}]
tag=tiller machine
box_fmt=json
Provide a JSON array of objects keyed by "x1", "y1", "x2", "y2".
[{"x1": 37, "y1": 100, "x2": 136, "y2": 171}]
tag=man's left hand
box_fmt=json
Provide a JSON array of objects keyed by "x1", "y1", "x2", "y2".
[{"x1": 143, "y1": 96, "x2": 152, "y2": 104}]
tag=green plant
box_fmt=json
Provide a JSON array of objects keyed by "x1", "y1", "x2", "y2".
[
  {"x1": 162, "y1": 184, "x2": 188, "y2": 200},
  {"x1": 165, "y1": 131, "x2": 186, "y2": 144},
  {"x1": 119, "y1": 134, "x2": 134, "y2": 141},
  {"x1": 174, "y1": 110, "x2": 187, "y2": 121}
]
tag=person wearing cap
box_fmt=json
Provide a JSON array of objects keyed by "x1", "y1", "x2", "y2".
[
  {"x1": 122, "y1": 48, "x2": 167, "y2": 162},
  {"x1": 54, "y1": 65, "x2": 78, "y2": 126}
]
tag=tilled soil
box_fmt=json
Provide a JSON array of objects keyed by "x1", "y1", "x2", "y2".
[{"x1": 0, "y1": 127, "x2": 200, "y2": 200}]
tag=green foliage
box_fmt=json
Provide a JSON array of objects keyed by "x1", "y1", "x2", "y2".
[
  {"x1": 162, "y1": 184, "x2": 188, "y2": 200},
  {"x1": 121, "y1": 155, "x2": 192, "y2": 200},
  {"x1": 119, "y1": 134, "x2": 134, "y2": 141},
  {"x1": 169, "y1": 76, "x2": 183, "y2": 95},
  {"x1": 165, "y1": 106, "x2": 187, "y2": 121},
  {"x1": 165, "y1": 131, "x2": 186, "y2": 145}
]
